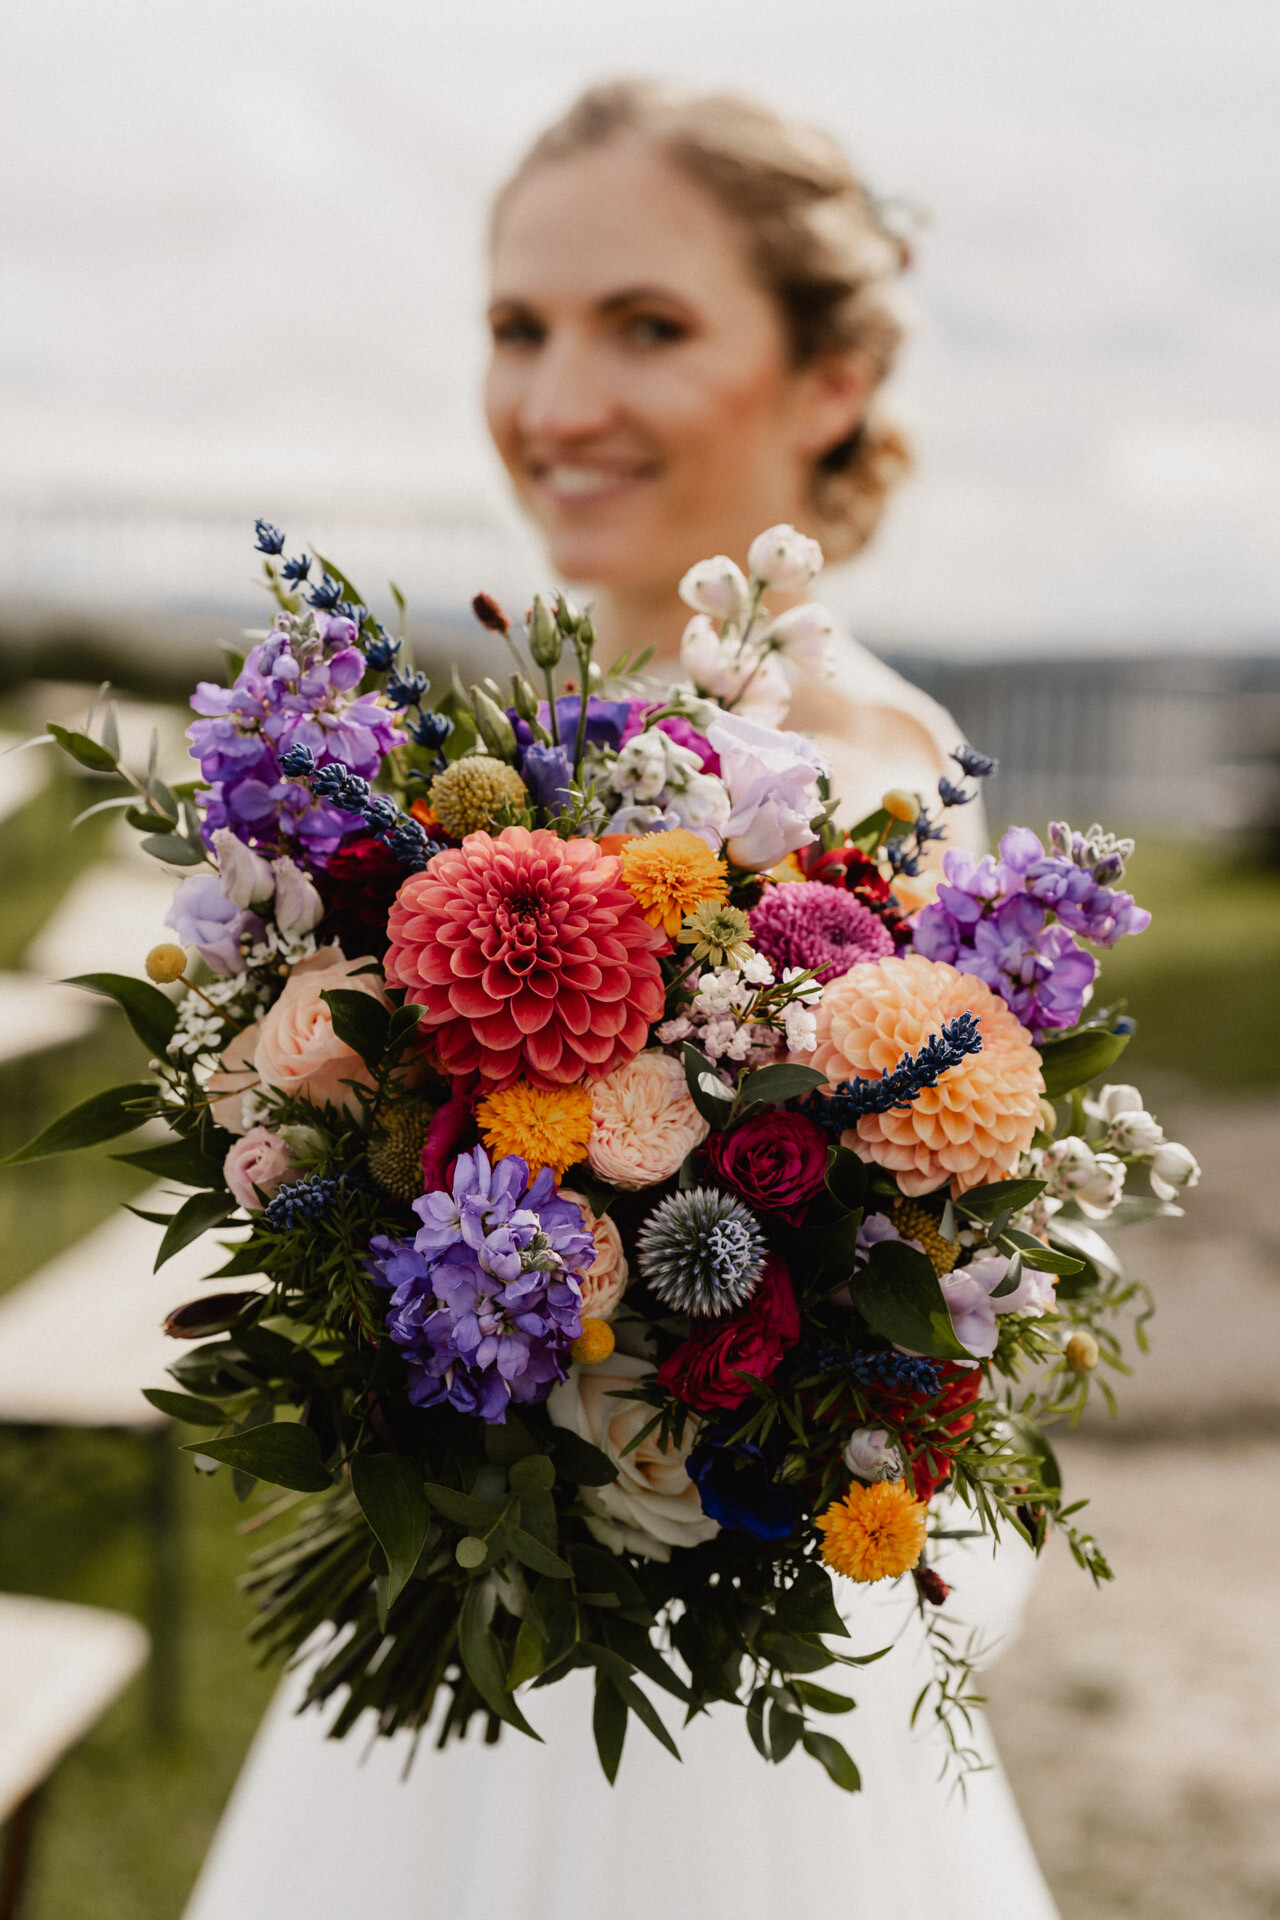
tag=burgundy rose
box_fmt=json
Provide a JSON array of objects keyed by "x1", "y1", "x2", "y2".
[
  {"x1": 656, "y1": 1256, "x2": 801, "y2": 1413},
  {"x1": 315, "y1": 835, "x2": 412, "y2": 960},
  {"x1": 702, "y1": 1111, "x2": 828, "y2": 1227}
]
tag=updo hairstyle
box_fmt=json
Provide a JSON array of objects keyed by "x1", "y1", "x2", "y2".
[{"x1": 494, "y1": 80, "x2": 913, "y2": 562}]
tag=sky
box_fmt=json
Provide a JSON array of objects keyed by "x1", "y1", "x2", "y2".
[{"x1": 3, "y1": 0, "x2": 1279, "y2": 651}]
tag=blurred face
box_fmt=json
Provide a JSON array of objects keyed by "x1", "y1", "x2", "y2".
[{"x1": 486, "y1": 139, "x2": 855, "y2": 595}]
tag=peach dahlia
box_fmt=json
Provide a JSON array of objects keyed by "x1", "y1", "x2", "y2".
[
  {"x1": 385, "y1": 826, "x2": 666, "y2": 1090},
  {"x1": 810, "y1": 954, "x2": 1044, "y2": 1196}
]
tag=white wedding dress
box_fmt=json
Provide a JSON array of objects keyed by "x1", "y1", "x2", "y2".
[{"x1": 184, "y1": 638, "x2": 1059, "y2": 1920}]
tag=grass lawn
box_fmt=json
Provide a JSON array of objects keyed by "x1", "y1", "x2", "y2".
[{"x1": 0, "y1": 745, "x2": 1275, "y2": 1916}]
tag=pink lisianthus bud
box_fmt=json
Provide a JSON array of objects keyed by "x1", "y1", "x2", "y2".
[
  {"x1": 677, "y1": 555, "x2": 751, "y2": 621},
  {"x1": 704, "y1": 710, "x2": 828, "y2": 871},
  {"x1": 760, "y1": 602, "x2": 838, "y2": 677},
  {"x1": 271, "y1": 855, "x2": 324, "y2": 935},
  {"x1": 746, "y1": 523, "x2": 824, "y2": 592},
  {"x1": 223, "y1": 1126, "x2": 299, "y2": 1209},
  {"x1": 211, "y1": 827, "x2": 275, "y2": 908}
]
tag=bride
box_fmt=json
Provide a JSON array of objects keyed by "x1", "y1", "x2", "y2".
[{"x1": 186, "y1": 81, "x2": 1058, "y2": 1920}]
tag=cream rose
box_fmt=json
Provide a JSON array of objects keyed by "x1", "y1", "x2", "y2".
[
  {"x1": 587, "y1": 1050, "x2": 709, "y2": 1190},
  {"x1": 558, "y1": 1189, "x2": 629, "y2": 1321},
  {"x1": 547, "y1": 1351, "x2": 718, "y2": 1561},
  {"x1": 206, "y1": 945, "x2": 390, "y2": 1130}
]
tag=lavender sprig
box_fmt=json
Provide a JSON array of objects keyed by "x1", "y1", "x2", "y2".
[{"x1": 802, "y1": 1013, "x2": 983, "y2": 1134}]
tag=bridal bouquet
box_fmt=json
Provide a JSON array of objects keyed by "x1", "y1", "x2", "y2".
[{"x1": 12, "y1": 521, "x2": 1198, "y2": 1788}]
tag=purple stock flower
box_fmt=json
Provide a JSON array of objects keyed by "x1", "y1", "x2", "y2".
[
  {"x1": 369, "y1": 1147, "x2": 592, "y2": 1423},
  {"x1": 187, "y1": 617, "x2": 402, "y2": 864},
  {"x1": 961, "y1": 897, "x2": 1097, "y2": 1030}
]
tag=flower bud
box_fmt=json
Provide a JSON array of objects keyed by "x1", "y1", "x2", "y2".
[
  {"x1": 746, "y1": 523, "x2": 824, "y2": 592},
  {"x1": 1065, "y1": 1331, "x2": 1099, "y2": 1372},
  {"x1": 1096, "y1": 1083, "x2": 1144, "y2": 1123},
  {"x1": 212, "y1": 826, "x2": 275, "y2": 908},
  {"x1": 571, "y1": 1318, "x2": 615, "y2": 1365},
  {"x1": 677, "y1": 555, "x2": 752, "y2": 621},
  {"x1": 469, "y1": 685, "x2": 517, "y2": 761},
  {"x1": 510, "y1": 674, "x2": 541, "y2": 724},
  {"x1": 913, "y1": 1566, "x2": 950, "y2": 1606},
  {"x1": 471, "y1": 591, "x2": 510, "y2": 635},
  {"x1": 1107, "y1": 1108, "x2": 1164, "y2": 1155},
  {"x1": 842, "y1": 1427, "x2": 904, "y2": 1482},
  {"x1": 527, "y1": 594, "x2": 562, "y2": 668},
  {"x1": 1150, "y1": 1140, "x2": 1200, "y2": 1202},
  {"x1": 760, "y1": 602, "x2": 838, "y2": 677},
  {"x1": 882, "y1": 787, "x2": 919, "y2": 823},
  {"x1": 146, "y1": 942, "x2": 188, "y2": 984},
  {"x1": 271, "y1": 855, "x2": 324, "y2": 935}
]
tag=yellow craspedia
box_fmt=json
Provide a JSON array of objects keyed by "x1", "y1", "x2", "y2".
[
  {"x1": 475, "y1": 1080, "x2": 595, "y2": 1180},
  {"x1": 428, "y1": 755, "x2": 528, "y2": 838},
  {"x1": 891, "y1": 1197, "x2": 961, "y2": 1276},
  {"x1": 815, "y1": 1479, "x2": 928, "y2": 1584},
  {"x1": 571, "y1": 1318, "x2": 615, "y2": 1365},
  {"x1": 882, "y1": 787, "x2": 919, "y2": 823},
  {"x1": 620, "y1": 828, "x2": 728, "y2": 937},
  {"x1": 145, "y1": 943, "x2": 188, "y2": 984},
  {"x1": 1065, "y1": 1331, "x2": 1099, "y2": 1373}
]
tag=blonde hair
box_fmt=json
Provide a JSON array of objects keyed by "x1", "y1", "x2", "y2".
[{"x1": 495, "y1": 80, "x2": 912, "y2": 562}]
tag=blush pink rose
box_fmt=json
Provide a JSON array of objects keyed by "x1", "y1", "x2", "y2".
[
  {"x1": 223, "y1": 1127, "x2": 299, "y2": 1209},
  {"x1": 587, "y1": 1050, "x2": 710, "y2": 1191},
  {"x1": 207, "y1": 945, "x2": 390, "y2": 1131},
  {"x1": 559, "y1": 1189, "x2": 630, "y2": 1321},
  {"x1": 253, "y1": 945, "x2": 390, "y2": 1116}
]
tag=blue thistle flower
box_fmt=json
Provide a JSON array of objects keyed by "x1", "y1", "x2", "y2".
[
  {"x1": 409, "y1": 710, "x2": 453, "y2": 751},
  {"x1": 253, "y1": 519, "x2": 286, "y2": 556},
  {"x1": 280, "y1": 553, "x2": 311, "y2": 584},
  {"x1": 306, "y1": 573, "x2": 343, "y2": 612},
  {"x1": 637, "y1": 1187, "x2": 766, "y2": 1317},
  {"x1": 803, "y1": 1014, "x2": 983, "y2": 1135},
  {"x1": 951, "y1": 744, "x2": 998, "y2": 780},
  {"x1": 366, "y1": 627, "x2": 402, "y2": 672},
  {"x1": 384, "y1": 668, "x2": 431, "y2": 710}
]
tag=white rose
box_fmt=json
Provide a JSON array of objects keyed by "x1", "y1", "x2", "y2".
[
  {"x1": 212, "y1": 826, "x2": 275, "y2": 908},
  {"x1": 842, "y1": 1427, "x2": 903, "y2": 1481},
  {"x1": 677, "y1": 556, "x2": 752, "y2": 622},
  {"x1": 1150, "y1": 1141, "x2": 1200, "y2": 1202},
  {"x1": 747, "y1": 523, "x2": 824, "y2": 592},
  {"x1": 271, "y1": 855, "x2": 324, "y2": 935},
  {"x1": 760, "y1": 602, "x2": 838, "y2": 677},
  {"x1": 546, "y1": 1352, "x2": 719, "y2": 1561}
]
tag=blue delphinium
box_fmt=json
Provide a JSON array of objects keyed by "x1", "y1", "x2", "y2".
[
  {"x1": 686, "y1": 1428, "x2": 800, "y2": 1540},
  {"x1": 369, "y1": 1148, "x2": 593, "y2": 1423}
]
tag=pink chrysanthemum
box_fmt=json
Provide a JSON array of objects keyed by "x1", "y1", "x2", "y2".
[
  {"x1": 385, "y1": 826, "x2": 667, "y2": 1091},
  {"x1": 750, "y1": 881, "x2": 894, "y2": 980},
  {"x1": 810, "y1": 954, "x2": 1044, "y2": 1195}
]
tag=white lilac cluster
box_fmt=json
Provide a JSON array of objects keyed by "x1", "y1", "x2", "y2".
[
  {"x1": 677, "y1": 523, "x2": 835, "y2": 730},
  {"x1": 166, "y1": 973, "x2": 272, "y2": 1061},
  {"x1": 658, "y1": 949, "x2": 822, "y2": 1066},
  {"x1": 1026, "y1": 1082, "x2": 1200, "y2": 1226},
  {"x1": 603, "y1": 727, "x2": 730, "y2": 846}
]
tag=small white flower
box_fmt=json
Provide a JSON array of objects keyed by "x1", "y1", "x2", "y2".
[
  {"x1": 747, "y1": 523, "x2": 824, "y2": 592},
  {"x1": 781, "y1": 966, "x2": 823, "y2": 1003},
  {"x1": 842, "y1": 1428, "x2": 903, "y2": 1482},
  {"x1": 657, "y1": 1016, "x2": 693, "y2": 1044},
  {"x1": 1039, "y1": 1135, "x2": 1100, "y2": 1198},
  {"x1": 1107, "y1": 1107, "x2": 1164, "y2": 1155},
  {"x1": 1150, "y1": 1141, "x2": 1201, "y2": 1202},
  {"x1": 782, "y1": 1004, "x2": 817, "y2": 1052},
  {"x1": 700, "y1": 1016, "x2": 737, "y2": 1061},
  {"x1": 723, "y1": 1025, "x2": 755, "y2": 1062},
  {"x1": 760, "y1": 602, "x2": 838, "y2": 677},
  {"x1": 1096, "y1": 1083, "x2": 1145, "y2": 1123},
  {"x1": 677, "y1": 556, "x2": 752, "y2": 622},
  {"x1": 1075, "y1": 1152, "x2": 1127, "y2": 1219},
  {"x1": 738, "y1": 949, "x2": 775, "y2": 987}
]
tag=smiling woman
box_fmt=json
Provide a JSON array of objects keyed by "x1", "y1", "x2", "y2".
[{"x1": 485, "y1": 81, "x2": 910, "y2": 663}]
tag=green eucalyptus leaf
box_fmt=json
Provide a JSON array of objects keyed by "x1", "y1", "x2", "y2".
[
  {"x1": 142, "y1": 832, "x2": 205, "y2": 867},
  {"x1": 1, "y1": 1082, "x2": 156, "y2": 1165},
  {"x1": 141, "y1": 1388, "x2": 228, "y2": 1426},
  {"x1": 422, "y1": 1482, "x2": 504, "y2": 1529},
  {"x1": 350, "y1": 1453, "x2": 432, "y2": 1609},
  {"x1": 46, "y1": 721, "x2": 119, "y2": 773},
  {"x1": 320, "y1": 989, "x2": 390, "y2": 1072},
  {"x1": 63, "y1": 973, "x2": 179, "y2": 1053},
  {"x1": 184, "y1": 1421, "x2": 331, "y2": 1492},
  {"x1": 802, "y1": 1729, "x2": 861, "y2": 1792},
  {"x1": 775, "y1": 1565, "x2": 849, "y2": 1639},
  {"x1": 733, "y1": 1062, "x2": 827, "y2": 1115},
  {"x1": 1038, "y1": 1027, "x2": 1131, "y2": 1099},
  {"x1": 507, "y1": 1453, "x2": 556, "y2": 1497},
  {"x1": 551, "y1": 1430, "x2": 617, "y2": 1487},
  {"x1": 458, "y1": 1583, "x2": 540, "y2": 1738},
  {"x1": 682, "y1": 1043, "x2": 733, "y2": 1126},
  {"x1": 154, "y1": 1190, "x2": 239, "y2": 1270},
  {"x1": 592, "y1": 1675, "x2": 628, "y2": 1784},
  {"x1": 499, "y1": 1524, "x2": 572, "y2": 1580},
  {"x1": 853, "y1": 1238, "x2": 970, "y2": 1361},
  {"x1": 114, "y1": 1133, "x2": 227, "y2": 1188},
  {"x1": 953, "y1": 1177, "x2": 1047, "y2": 1221}
]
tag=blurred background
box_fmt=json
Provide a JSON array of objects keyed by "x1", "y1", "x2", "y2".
[{"x1": 1, "y1": 2, "x2": 1278, "y2": 1915}]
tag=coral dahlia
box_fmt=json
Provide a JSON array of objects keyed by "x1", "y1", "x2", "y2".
[
  {"x1": 810, "y1": 954, "x2": 1043, "y2": 1196},
  {"x1": 385, "y1": 827, "x2": 666, "y2": 1090}
]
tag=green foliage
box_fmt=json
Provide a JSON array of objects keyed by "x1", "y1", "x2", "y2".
[
  {"x1": 852, "y1": 1238, "x2": 972, "y2": 1360},
  {"x1": 64, "y1": 971, "x2": 179, "y2": 1053},
  {"x1": 1, "y1": 1081, "x2": 157, "y2": 1164},
  {"x1": 186, "y1": 1422, "x2": 333, "y2": 1492},
  {"x1": 350, "y1": 1454, "x2": 432, "y2": 1608}
]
